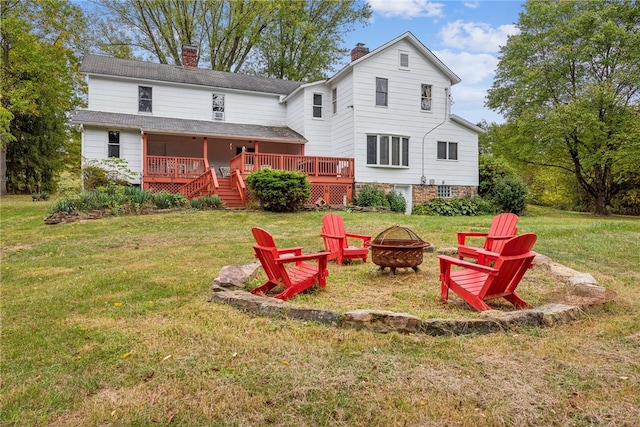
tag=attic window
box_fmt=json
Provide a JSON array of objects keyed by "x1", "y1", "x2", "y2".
[{"x1": 399, "y1": 51, "x2": 409, "y2": 69}]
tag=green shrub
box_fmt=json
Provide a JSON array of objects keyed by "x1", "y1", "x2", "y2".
[
  {"x1": 491, "y1": 177, "x2": 528, "y2": 214},
  {"x1": 478, "y1": 156, "x2": 518, "y2": 196},
  {"x1": 245, "y1": 169, "x2": 310, "y2": 212},
  {"x1": 191, "y1": 195, "x2": 225, "y2": 210},
  {"x1": 412, "y1": 197, "x2": 496, "y2": 216},
  {"x1": 31, "y1": 191, "x2": 49, "y2": 201},
  {"x1": 82, "y1": 158, "x2": 136, "y2": 190},
  {"x1": 354, "y1": 185, "x2": 389, "y2": 208},
  {"x1": 386, "y1": 190, "x2": 406, "y2": 213},
  {"x1": 152, "y1": 191, "x2": 189, "y2": 209}
]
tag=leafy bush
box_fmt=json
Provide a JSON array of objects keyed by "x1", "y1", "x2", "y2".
[
  {"x1": 354, "y1": 185, "x2": 389, "y2": 208},
  {"x1": 31, "y1": 191, "x2": 49, "y2": 201},
  {"x1": 152, "y1": 191, "x2": 189, "y2": 209},
  {"x1": 386, "y1": 190, "x2": 406, "y2": 213},
  {"x1": 478, "y1": 156, "x2": 518, "y2": 196},
  {"x1": 491, "y1": 177, "x2": 528, "y2": 214},
  {"x1": 82, "y1": 158, "x2": 136, "y2": 190},
  {"x1": 412, "y1": 197, "x2": 496, "y2": 216},
  {"x1": 245, "y1": 169, "x2": 310, "y2": 212},
  {"x1": 191, "y1": 195, "x2": 225, "y2": 209}
]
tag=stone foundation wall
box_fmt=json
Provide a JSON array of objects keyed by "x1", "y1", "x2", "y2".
[{"x1": 354, "y1": 182, "x2": 478, "y2": 207}]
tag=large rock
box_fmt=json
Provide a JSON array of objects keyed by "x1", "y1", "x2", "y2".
[
  {"x1": 212, "y1": 262, "x2": 261, "y2": 289},
  {"x1": 342, "y1": 309, "x2": 422, "y2": 333}
]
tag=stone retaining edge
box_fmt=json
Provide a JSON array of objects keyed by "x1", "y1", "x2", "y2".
[{"x1": 209, "y1": 253, "x2": 615, "y2": 336}]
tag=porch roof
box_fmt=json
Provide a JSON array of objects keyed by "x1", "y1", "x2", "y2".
[{"x1": 72, "y1": 110, "x2": 307, "y2": 143}]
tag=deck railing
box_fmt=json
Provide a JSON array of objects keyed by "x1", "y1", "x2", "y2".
[
  {"x1": 229, "y1": 153, "x2": 354, "y2": 178},
  {"x1": 146, "y1": 156, "x2": 206, "y2": 179}
]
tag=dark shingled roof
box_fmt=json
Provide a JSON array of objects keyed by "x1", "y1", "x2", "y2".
[
  {"x1": 81, "y1": 54, "x2": 303, "y2": 96},
  {"x1": 72, "y1": 110, "x2": 307, "y2": 143}
]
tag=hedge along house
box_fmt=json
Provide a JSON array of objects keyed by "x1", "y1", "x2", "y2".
[{"x1": 72, "y1": 32, "x2": 483, "y2": 212}]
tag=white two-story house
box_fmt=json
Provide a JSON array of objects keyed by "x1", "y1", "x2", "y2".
[{"x1": 72, "y1": 32, "x2": 483, "y2": 212}]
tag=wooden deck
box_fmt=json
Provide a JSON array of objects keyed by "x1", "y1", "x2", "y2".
[{"x1": 142, "y1": 154, "x2": 354, "y2": 205}]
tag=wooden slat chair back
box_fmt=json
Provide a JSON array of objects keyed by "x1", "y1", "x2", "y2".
[
  {"x1": 457, "y1": 213, "x2": 519, "y2": 261},
  {"x1": 439, "y1": 233, "x2": 537, "y2": 311},
  {"x1": 320, "y1": 213, "x2": 371, "y2": 265},
  {"x1": 250, "y1": 227, "x2": 329, "y2": 301}
]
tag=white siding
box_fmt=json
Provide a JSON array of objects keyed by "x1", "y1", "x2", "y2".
[
  {"x1": 329, "y1": 73, "x2": 355, "y2": 158},
  {"x1": 82, "y1": 126, "x2": 142, "y2": 184},
  {"x1": 285, "y1": 91, "x2": 305, "y2": 135},
  {"x1": 347, "y1": 39, "x2": 478, "y2": 187},
  {"x1": 88, "y1": 76, "x2": 287, "y2": 125},
  {"x1": 301, "y1": 86, "x2": 332, "y2": 156}
]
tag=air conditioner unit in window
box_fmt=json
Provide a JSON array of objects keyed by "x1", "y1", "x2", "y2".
[{"x1": 213, "y1": 111, "x2": 225, "y2": 120}]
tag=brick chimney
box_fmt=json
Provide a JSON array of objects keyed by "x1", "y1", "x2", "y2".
[
  {"x1": 350, "y1": 43, "x2": 369, "y2": 62},
  {"x1": 181, "y1": 44, "x2": 198, "y2": 68}
]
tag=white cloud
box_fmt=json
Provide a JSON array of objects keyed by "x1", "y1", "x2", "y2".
[
  {"x1": 463, "y1": 1, "x2": 480, "y2": 9},
  {"x1": 438, "y1": 20, "x2": 519, "y2": 53},
  {"x1": 433, "y1": 50, "x2": 497, "y2": 85},
  {"x1": 432, "y1": 50, "x2": 503, "y2": 123},
  {"x1": 368, "y1": 0, "x2": 445, "y2": 19}
]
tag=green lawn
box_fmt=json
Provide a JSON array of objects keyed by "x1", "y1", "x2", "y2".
[{"x1": 2, "y1": 196, "x2": 639, "y2": 426}]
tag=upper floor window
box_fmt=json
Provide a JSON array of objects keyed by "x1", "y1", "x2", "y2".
[
  {"x1": 313, "y1": 93, "x2": 323, "y2": 118},
  {"x1": 399, "y1": 51, "x2": 409, "y2": 69},
  {"x1": 331, "y1": 88, "x2": 337, "y2": 115},
  {"x1": 108, "y1": 130, "x2": 120, "y2": 158},
  {"x1": 367, "y1": 134, "x2": 409, "y2": 166},
  {"x1": 138, "y1": 86, "x2": 152, "y2": 113},
  {"x1": 437, "y1": 141, "x2": 458, "y2": 160},
  {"x1": 213, "y1": 94, "x2": 225, "y2": 120},
  {"x1": 375, "y1": 77, "x2": 388, "y2": 106},
  {"x1": 421, "y1": 84, "x2": 432, "y2": 111}
]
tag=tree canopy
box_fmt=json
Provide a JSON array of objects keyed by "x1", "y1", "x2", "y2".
[
  {"x1": 486, "y1": 0, "x2": 640, "y2": 215},
  {"x1": 89, "y1": 0, "x2": 371, "y2": 80},
  {"x1": 0, "y1": 0, "x2": 86, "y2": 195}
]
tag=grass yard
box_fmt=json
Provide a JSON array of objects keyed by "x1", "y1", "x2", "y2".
[{"x1": 1, "y1": 196, "x2": 639, "y2": 426}]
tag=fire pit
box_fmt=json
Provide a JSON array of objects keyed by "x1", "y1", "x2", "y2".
[{"x1": 368, "y1": 226, "x2": 430, "y2": 275}]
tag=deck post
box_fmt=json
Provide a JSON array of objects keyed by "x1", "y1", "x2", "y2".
[
  {"x1": 203, "y1": 136, "x2": 209, "y2": 170},
  {"x1": 142, "y1": 132, "x2": 148, "y2": 188}
]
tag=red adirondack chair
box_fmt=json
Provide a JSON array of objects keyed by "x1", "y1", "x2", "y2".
[
  {"x1": 457, "y1": 213, "x2": 519, "y2": 261},
  {"x1": 250, "y1": 227, "x2": 329, "y2": 301},
  {"x1": 320, "y1": 213, "x2": 371, "y2": 265},
  {"x1": 439, "y1": 233, "x2": 537, "y2": 311}
]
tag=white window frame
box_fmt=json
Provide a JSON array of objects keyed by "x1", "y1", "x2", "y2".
[
  {"x1": 437, "y1": 141, "x2": 458, "y2": 160},
  {"x1": 421, "y1": 84, "x2": 432, "y2": 112},
  {"x1": 331, "y1": 88, "x2": 337, "y2": 115},
  {"x1": 375, "y1": 77, "x2": 388, "y2": 107},
  {"x1": 367, "y1": 134, "x2": 409, "y2": 167},
  {"x1": 313, "y1": 93, "x2": 323, "y2": 118},
  {"x1": 212, "y1": 93, "x2": 225, "y2": 120},
  {"x1": 107, "y1": 130, "x2": 120, "y2": 158},
  {"x1": 138, "y1": 86, "x2": 152, "y2": 113}
]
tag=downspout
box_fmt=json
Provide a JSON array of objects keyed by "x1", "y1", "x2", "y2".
[{"x1": 421, "y1": 88, "x2": 449, "y2": 184}]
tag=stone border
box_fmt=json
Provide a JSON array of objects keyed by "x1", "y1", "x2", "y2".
[{"x1": 209, "y1": 252, "x2": 615, "y2": 336}]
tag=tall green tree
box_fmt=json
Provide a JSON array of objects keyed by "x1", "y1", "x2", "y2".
[
  {"x1": 89, "y1": 0, "x2": 370, "y2": 80},
  {"x1": 0, "y1": 0, "x2": 85, "y2": 195},
  {"x1": 487, "y1": 0, "x2": 640, "y2": 215},
  {"x1": 248, "y1": 0, "x2": 371, "y2": 81}
]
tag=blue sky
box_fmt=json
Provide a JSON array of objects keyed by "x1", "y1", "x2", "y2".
[{"x1": 335, "y1": 0, "x2": 526, "y2": 124}]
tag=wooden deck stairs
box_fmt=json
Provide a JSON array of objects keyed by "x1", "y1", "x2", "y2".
[{"x1": 215, "y1": 178, "x2": 244, "y2": 208}]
